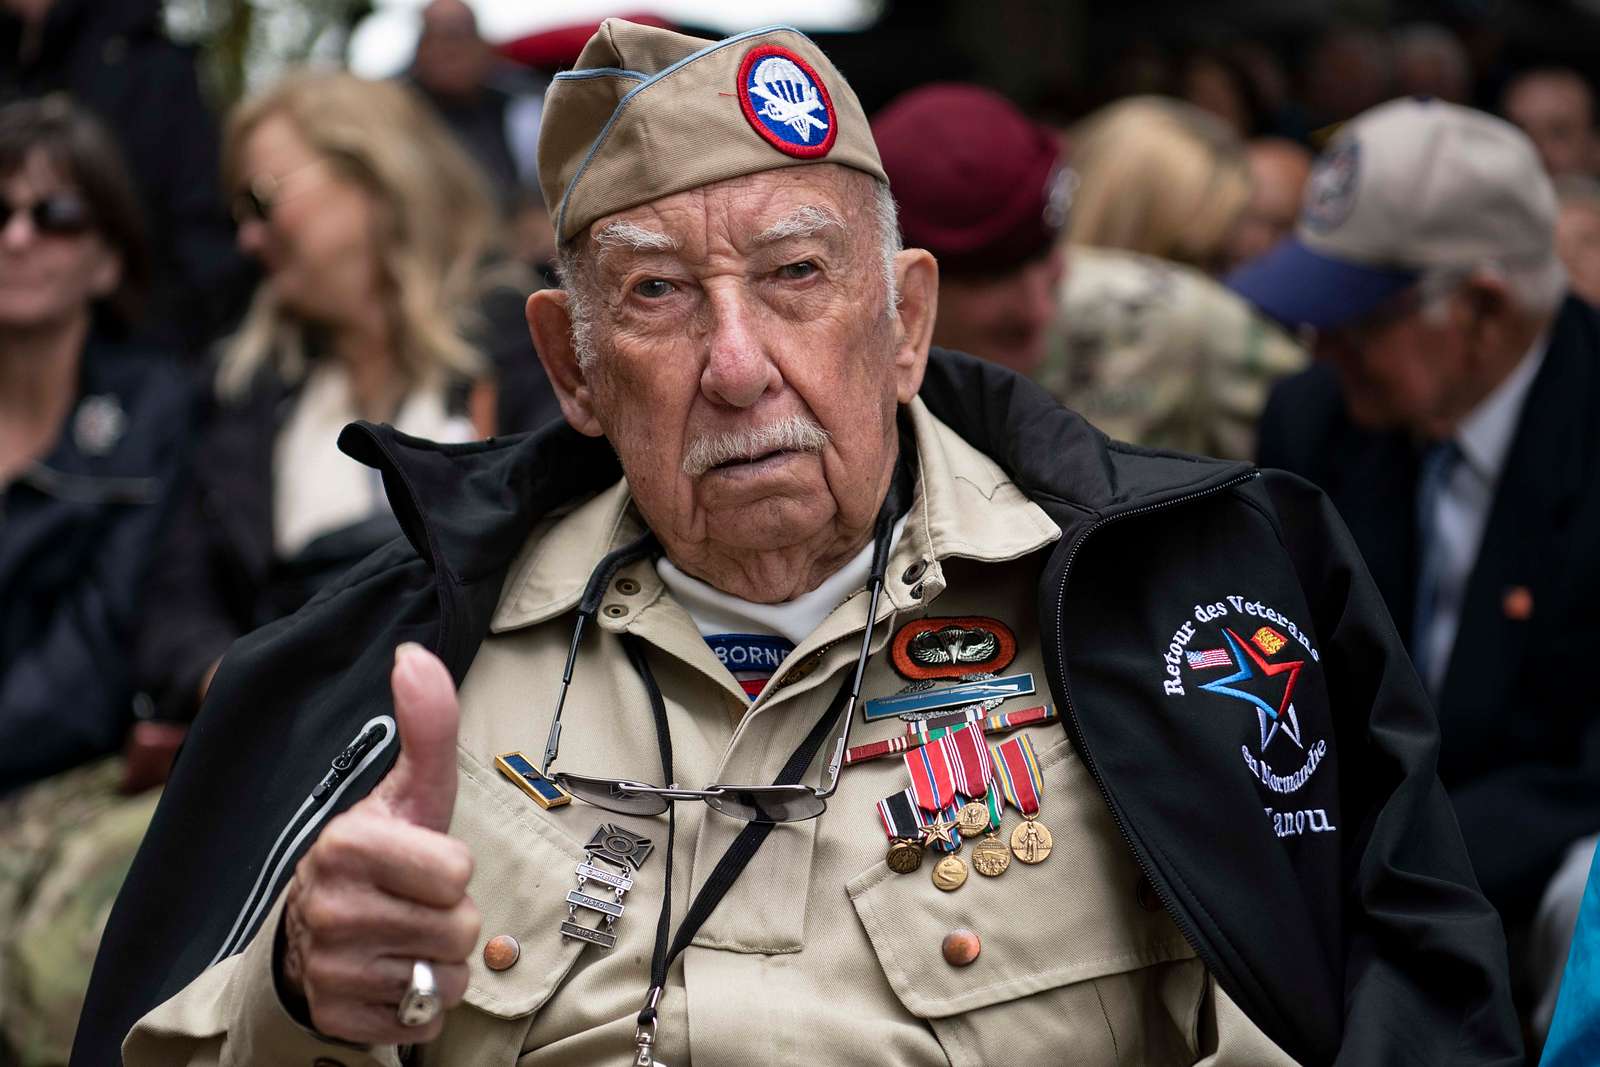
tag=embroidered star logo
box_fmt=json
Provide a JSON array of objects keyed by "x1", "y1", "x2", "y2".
[
  {"x1": 1198, "y1": 628, "x2": 1304, "y2": 753},
  {"x1": 921, "y1": 818, "x2": 957, "y2": 849}
]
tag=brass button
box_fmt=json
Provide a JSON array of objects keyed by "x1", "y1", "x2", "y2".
[
  {"x1": 484, "y1": 934, "x2": 521, "y2": 971},
  {"x1": 942, "y1": 928, "x2": 981, "y2": 966},
  {"x1": 901, "y1": 560, "x2": 927, "y2": 584},
  {"x1": 616, "y1": 577, "x2": 641, "y2": 596},
  {"x1": 603, "y1": 604, "x2": 628, "y2": 618}
]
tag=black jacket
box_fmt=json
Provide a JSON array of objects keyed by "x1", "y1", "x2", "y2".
[
  {"x1": 76, "y1": 350, "x2": 1521, "y2": 1065},
  {"x1": 1259, "y1": 295, "x2": 1600, "y2": 928},
  {"x1": 0, "y1": 0, "x2": 252, "y2": 355},
  {"x1": 134, "y1": 365, "x2": 411, "y2": 723},
  {"x1": 0, "y1": 340, "x2": 188, "y2": 792}
]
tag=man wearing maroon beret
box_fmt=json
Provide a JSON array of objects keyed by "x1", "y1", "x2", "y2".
[{"x1": 872, "y1": 83, "x2": 1069, "y2": 374}]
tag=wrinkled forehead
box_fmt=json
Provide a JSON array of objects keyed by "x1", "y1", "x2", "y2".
[{"x1": 582, "y1": 164, "x2": 873, "y2": 263}]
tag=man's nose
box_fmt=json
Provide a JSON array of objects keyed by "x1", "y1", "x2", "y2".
[{"x1": 700, "y1": 285, "x2": 780, "y2": 408}]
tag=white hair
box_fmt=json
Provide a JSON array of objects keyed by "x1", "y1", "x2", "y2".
[
  {"x1": 1419, "y1": 253, "x2": 1568, "y2": 324},
  {"x1": 681, "y1": 414, "x2": 831, "y2": 477},
  {"x1": 594, "y1": 220, "x2": 677, "y2": 253},
  {"x1": 559, "y1": 177, "x2": 902, "y2": 369}
]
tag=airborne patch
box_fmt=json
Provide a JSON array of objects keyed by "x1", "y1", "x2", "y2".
[{"x1": 890, "y1": 616, "x2": 1017, "y2": 681}]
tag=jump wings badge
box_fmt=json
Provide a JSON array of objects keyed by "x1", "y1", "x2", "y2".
[{"x1": 890, "y1": 616, "x2": 1018, "y2": 681}]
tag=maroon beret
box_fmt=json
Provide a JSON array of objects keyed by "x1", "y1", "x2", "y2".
[{"x1": 872, "y1": 83, "x2": 1065, "y2": 277}]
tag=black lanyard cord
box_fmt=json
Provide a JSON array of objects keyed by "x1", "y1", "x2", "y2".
[{"x1": 631, "y1": 646, "x2": 855, "y2": 1030}]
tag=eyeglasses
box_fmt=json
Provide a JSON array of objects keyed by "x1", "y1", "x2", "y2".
[
  {"x1": 0, "y1": 195, "x2": 93, "y2": 238},
  {"x1": 231, "y1": 159, "x2": 327, "y2": 225},
  {"x1": 537, "y1": 493, "x2": 900, "y2": 824}
]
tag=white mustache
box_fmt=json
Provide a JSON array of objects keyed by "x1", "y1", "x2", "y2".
[{"x1": 682, "y1": 416, "x2": 831, "y2": 477}]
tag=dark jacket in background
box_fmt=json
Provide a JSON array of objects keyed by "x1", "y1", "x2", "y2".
[
  {"x1": 0, "y1": 340, "x2": 188, "y2": 792},
  {"x1": 80, "y1": 351, "x2": 1520, "y2": 1065},
  {"x1": 0, "y1": 0, "x2": 253, "y2": 355},
  {"x1": 1258, "y1": 294, "x2": 1600, "y2": 927},
  {"x1": 134, "y1": 363, "x2": 407, "y2": 724}
]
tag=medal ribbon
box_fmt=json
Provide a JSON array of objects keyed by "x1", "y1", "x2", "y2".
[
  {"x1": 904, "y1": 741, "x2": 956, "y2": 812},
  {"x1": 939, "y1": 723, "x2": 993, "y2": 799},
  {"x1": 984, "y1": 783, "x2": 1003, "y2": 830},
  {"x1": 875, "y1": 789, "x2": 923, "y2": 842},
  {"x1": 843, "y1": 705, "x2": 1057, "y2": 766},
  {"x1": 992, "y1": 735, "x2": 1043, "y2": 818}
]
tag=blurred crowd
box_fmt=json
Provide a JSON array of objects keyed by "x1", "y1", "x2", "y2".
[{"x1": 1, "y1": 1, "x2": 1599, "y2": 1063}]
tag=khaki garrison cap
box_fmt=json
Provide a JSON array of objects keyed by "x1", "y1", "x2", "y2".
[{"x1": 538, "y1": 19, "x2": 887, "y2": 244}]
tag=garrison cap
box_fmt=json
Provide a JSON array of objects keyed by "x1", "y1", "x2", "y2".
[{"x1": 538, "y1": 19, "x2": 887, "y2": 244}]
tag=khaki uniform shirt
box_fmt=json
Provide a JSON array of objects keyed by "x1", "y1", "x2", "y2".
[
  {"x1": 125, "y1": 401, "x2": 1298, "y2": 1066},
  {"x1": 1036, "y1": 246, "x2": 1308, "y2": 462}
]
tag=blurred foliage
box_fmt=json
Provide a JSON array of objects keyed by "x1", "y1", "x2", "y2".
[{"x1": 164, "y1": 0, "x2": 374, "y2": 109}]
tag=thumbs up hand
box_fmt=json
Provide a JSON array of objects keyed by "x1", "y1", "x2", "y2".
[{"x1": 279, "y1": 643, "x2": 481, "y2": 1045}]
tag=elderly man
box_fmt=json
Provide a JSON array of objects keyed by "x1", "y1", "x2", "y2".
[
  {"x1": 77, "y1": 22, "x2": 1517, "y2": 1066},
  {"x1": 1235, "y1": 97, "x2": 1600, "y2": 1036}
]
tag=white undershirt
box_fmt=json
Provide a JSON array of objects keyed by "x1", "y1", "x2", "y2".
[{"x1": 657, "y1": 516, "x2": 907, "y2": 647}]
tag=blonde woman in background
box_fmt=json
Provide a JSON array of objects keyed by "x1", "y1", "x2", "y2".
[
  {"x1": 136, "y1": 72, "x2": 552, "y2": 723},
  {"x1": 1067, "y1": 95, "x2": 1252, "y2": 273},
  {"x1": 1042, "y1": 95, "x2": 1306, "y2": 460}
]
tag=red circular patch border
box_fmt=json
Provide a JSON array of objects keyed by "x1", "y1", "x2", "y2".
[{"x1": 736, "y1": 44, "x2": 839, "y2": 160}]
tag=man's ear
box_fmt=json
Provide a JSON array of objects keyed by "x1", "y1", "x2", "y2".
[
  {"x1": 527, "y1": 288, "x2": 605, "y2": 437},
  {"x1": 889, "y1": 248, "x2": 938, "y2": 404}
]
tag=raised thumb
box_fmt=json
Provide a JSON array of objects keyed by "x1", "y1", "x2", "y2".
[{"x1": 379, "y1": 642, "x2": 461, "y2": 832}]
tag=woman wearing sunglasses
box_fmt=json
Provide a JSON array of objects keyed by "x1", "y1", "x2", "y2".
[
  {"x1": 134, "y1": 72, "x2": 531, "y2": 725},
  {"x1": 0, "y1": 94, "x2": 190, "y2": 1061}
]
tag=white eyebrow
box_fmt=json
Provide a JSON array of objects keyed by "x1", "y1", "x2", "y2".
[
  {"x1": 754, "y1": 205, "x2": 844, "y2": 245},
  {"x1": 594, "y1": 220, "x2": 678, "y2": 253}
]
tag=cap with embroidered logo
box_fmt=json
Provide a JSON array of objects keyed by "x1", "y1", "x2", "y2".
[
  {"x1": 537, "y1": 19, "x2": 886, "y2": 245},
  {"x1": 1226, "y1": 97, "x2": 1557, "y2": 330}
]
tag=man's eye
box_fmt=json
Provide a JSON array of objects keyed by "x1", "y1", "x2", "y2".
[
  {"x1": 777, "y1": 261, "x2": 817, "y2": 281},
  {"x1": 634, "y1": 279, "x2": 675, "y2": 298}
]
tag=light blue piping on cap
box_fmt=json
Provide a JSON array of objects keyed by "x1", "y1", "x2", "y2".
[
  {"x1": 551, "y1": 67, "x2": 646, "y2": 82},
  {"x1": 555, "y1": 23, "x2": 804, "y2": 240}
]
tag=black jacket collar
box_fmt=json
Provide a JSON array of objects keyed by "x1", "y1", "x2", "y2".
[{"x1": 336, "y1": 347, "x2": 1252, "y2": 590}]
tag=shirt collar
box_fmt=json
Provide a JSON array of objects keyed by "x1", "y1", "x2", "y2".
[
  {"x1": 488, "y1": 398, "x2": 1061, "y2": 633},
  {"x1": 1454, "y1": 330, "x2": 1548, "y2": 483}
]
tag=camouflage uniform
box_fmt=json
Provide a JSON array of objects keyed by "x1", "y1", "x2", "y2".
[
  {"x1": 0, "y1": 760, "x2": 158, "y2": 1066},
  {"x1": 1036, "y1": 246, "x2": 1307, "y2": 461}
]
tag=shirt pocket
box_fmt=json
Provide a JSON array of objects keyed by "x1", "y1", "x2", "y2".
[
  {"x1": 846, "y1": 734, "x2": 1206, "y2": 1067},
  {"x1": 427, "y1": 753, "x2": 595, "y2": 1062}
]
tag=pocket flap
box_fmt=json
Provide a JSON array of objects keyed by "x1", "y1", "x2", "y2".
[
  {"x1": 454, "y1": 752, "x2": 591, "y2": 1020},
  {"x1": 846, "y1": 737, "x2": 1194, "y2": 1019}
]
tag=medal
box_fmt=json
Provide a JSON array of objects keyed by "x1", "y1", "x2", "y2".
[
  {"x1": 932, "y1": 853, "x2": 968, "y2": 891},
  {"x1": 955, "y1": 801, "x2": 990, "y2": 837},
  {"x1": 560, "y1": 823, "x2": 652, "y2": 950},
  {"x1": 971, "y1": 835, "x2": 1012, "y2": 877},
  {"x1": 993, "y1": 736, "x2": 1053, "y2": 865},
  {"x1": 920, "y1": 806, "x2": 962, "y2": 852},
  {"x1": 875, "y1": 789, "x2": 926, "y2": 874},
  {"x1": 904, "y1": 741, "x2": 956, "y2": 813}
]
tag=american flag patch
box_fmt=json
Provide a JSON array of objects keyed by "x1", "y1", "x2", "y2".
[{"x1": 1187, "y1": 648, "x2": 1233, "y2": 670}]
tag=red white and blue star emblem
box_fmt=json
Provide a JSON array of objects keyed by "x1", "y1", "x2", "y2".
[{"x1": 1195, "y1": 628, "x2": 1304, "y2": 753}]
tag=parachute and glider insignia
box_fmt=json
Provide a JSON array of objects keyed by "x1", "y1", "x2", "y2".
[
  {"x1": 738, "y1": 44, "x2": 837, "y2": 158},
  {"x1": 890, "y1": 616, "x2": 1018, "y2": 680}
]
